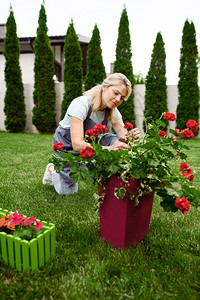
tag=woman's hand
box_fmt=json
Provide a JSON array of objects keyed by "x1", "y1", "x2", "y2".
[
  {"x1": 126, "y1": 127, "x2": 142, "y2": 142},
  {"x1": 113, "y1": 118, "x2": 142, "y2": 142},
  {"x1": 103, "y1": 140, "x2": 130, "y2": 151}
]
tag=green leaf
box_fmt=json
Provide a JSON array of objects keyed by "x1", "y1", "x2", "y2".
[
  {"x1": 107, "y1": 165, "x2": 120, "y2": 174},
  {"x1": 155, "y1": 119, "x2": 166, "y2": 127},
  {"x1": 165, "y1": 184, "x2": 181, "y2": 197},
  {"x1": 114, "y1": 187, "x2": 126, "y2": 200},
  {"x1": 134, "y1": 197, "x2": 139, "y2": 206}
]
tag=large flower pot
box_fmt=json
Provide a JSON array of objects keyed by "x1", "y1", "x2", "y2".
[
  {"x1": 0, "y1": 208, "x2": 55, "y2": 271},
  {"x1": 99, "y1": 175, "x2": 154, "y2": 249}
]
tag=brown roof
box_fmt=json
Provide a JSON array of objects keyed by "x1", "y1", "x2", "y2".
[{"x1": 0, "y1": 34, "x2": 90, "y2": 54}]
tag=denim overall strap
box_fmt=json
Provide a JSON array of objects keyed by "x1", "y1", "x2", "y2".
[{"x1": 83, "y1": 107, "x2": 108, "y2": 132}]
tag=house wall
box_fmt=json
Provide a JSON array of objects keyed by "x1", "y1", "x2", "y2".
[
  {"x1": 19, "y1": 54, "x2": 35, "y2": 83},
  {"x1": 0, "y1": 53, "x2": 35, "y2": 83},
  {"x1": 0, "y1": 82, "x2": 199, "y2": 138}
]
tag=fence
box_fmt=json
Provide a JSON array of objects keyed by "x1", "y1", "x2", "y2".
[{"x1": 0, "y1": 82, "x2": 199, "y2": 138}]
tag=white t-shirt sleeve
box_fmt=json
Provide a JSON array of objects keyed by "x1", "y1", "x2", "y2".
[
  {"x1": 67, "y1": 96, "x2": 91, "y2": 121},
  {"x1": 59, "y1": 96, "x2": 91, "y2": 128},
  {"x1": 113, "y1": 108, "x2": 122, "y2": 121}
]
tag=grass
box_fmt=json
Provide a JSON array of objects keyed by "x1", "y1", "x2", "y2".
[{"x1": 0, "y1": 131, "x2": 200, "y2": 299}]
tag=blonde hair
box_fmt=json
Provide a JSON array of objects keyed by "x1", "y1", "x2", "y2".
[{"x1": 84, "y1": 73, "x2": 132, "y2": 124}]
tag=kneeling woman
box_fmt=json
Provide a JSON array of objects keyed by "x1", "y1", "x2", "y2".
[{"x1": 43, "y1": 73, "x2": 141, "y2": 195}]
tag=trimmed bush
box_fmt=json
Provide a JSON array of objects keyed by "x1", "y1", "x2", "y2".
[
  {"x1": 113, "y1": 7, "x2": 135, "y2": 125},
  {"x1": 84, "y1": 24, "x2": 106, "y2": 91},
  {"x1": 61, "y1": 20, "x2": 83, "y2": 119},
  {"x1": 32, "y1": 3, "x2": 56, "y2": 133},
  {"x1": 3, "y1": 7, "x2": 26, "y2": 133},
  {"x1": 144, "y1": 32, "x2": 168, "y2": 131},
  {"x1": 176, "y1": 20, "x2": 199, "y2": 135}
]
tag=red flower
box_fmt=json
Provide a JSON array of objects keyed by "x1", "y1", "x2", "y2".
[
  {"x1": 163, "y1": 113, "x2": 176, "y2": 121},
  {"x1": 175, "y1": 197, "x2": 190, "y2": 214},
  {"x1": 186, "y1": 120, "x2": 198, "y2": 132},
  {"x1": 93, "y1": 124, "x2": 108, "y2": 135},
  {"x1": 180, "y1": 162, "x2": 191, "y2": 172},
  {"x1": 92, "y1": 127, "x2": 101, "y2": 137},
  {"x1": 53, "y1": 142, "x2": 63, "y2": 151},
  {"x1": 124, "y1": 122, "x2": 134, "y2": 131},
  {"x1": 182, "y1": 171, "x2": 194, "y2": 181},
  {"x1": 85, "y1": 124, "x2": 108, "y2": 140},
  {"x1": 157, "y1": 130, "x2": 166, "y2": 137},
  {"x1": 85, "y1": 129, "x2": 95, "y2": 141},
  {"x1": 181, "y1": 129, "x2": 194, "y2": 140},
  {"x1": 80, "y1": 146, "x2": 95, "y2": 160},
  {"x1": 8, "y1": 211, "x2": 23, "y2": 225},
  {"x1": 175, "y1": 129, "x2": 180, "y2": 136},
  {"x1": 101, "y1": 125, "x2": 108, "y2": 134},
  {"x1": 23, "y1": 216, "x2": 37, "y2": 228},
  {"x1": 180, "y1": 162, "x2": 194, "y2": 181},
  {"x1": 34, "y1": 221, "x2": 43, "y2": 230}
]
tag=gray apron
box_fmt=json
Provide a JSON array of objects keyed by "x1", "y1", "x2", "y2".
[{"x1": 53, "y1": 107, "x2": 118, "y2": 186}]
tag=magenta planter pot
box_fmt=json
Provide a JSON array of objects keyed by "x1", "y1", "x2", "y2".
[{"x1": 99, "y1": 175, "x2": 154, "y2": 249}]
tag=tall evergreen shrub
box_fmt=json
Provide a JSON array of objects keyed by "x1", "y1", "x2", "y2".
[
  {"x1": 61, "y1": 20, "x2": 83, "y2": 119},
  {"x1": 113, "y1": 7, "x2": 135, "y2": 125},
  {"x1": 84, "y1": 24, "x2": 106, "y2": 91},
  {"x1": 3, "y1": 7, "x2": 26, "y2": 132},
  {"x1": 176, "y1": 20, "x2": 199, "y2": 135},
  {"x1": 144, "y1": 32, "x2": 168, "y2": 131},
  {"x1": 32, "y1": 3, "x2": 56, "y2": 133}
]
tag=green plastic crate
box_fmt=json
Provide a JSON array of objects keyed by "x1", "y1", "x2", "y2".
[{"x1": 0, "y1": 208, "x2": 55, "y2": 271}]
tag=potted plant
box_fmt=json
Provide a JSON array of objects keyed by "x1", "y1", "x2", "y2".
[
  {"x1": 51, "y1": 113, "x2": 200, "y2": 249},
  {"x1": 0, "y1": 209, "x2": 55, "y2": 271}
]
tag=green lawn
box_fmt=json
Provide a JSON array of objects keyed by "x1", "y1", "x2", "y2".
[{"x1": 0, "y1": 132, "x2": 200, "y2": 299}]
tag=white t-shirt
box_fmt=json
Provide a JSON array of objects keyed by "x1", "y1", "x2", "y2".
[{"x1": 59, "y1": 95, "x2": 122, "y2": 129}]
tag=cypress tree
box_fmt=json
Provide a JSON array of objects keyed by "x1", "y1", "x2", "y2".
[
  {"x1": 113, "y1": 7, "x2": 135, "y2": 125},
  {"x1": 176, "y1": 20, "x2": 199, "y2": 135},
  {"x1": 32, "y1": 3, "x2": 56, "y2": 133},
  {"x1": 84, "y1": 24, "x2": 106, "y2": 91},
  {"x1": 144, "y1": 32, "x2": 168, "y2": 131},
  {"x1": 3, "y1": 6, "x2": 26, "y2": 132},
  {"x1": 61, "y1": 20, "x2": 83, "y2": 119}
]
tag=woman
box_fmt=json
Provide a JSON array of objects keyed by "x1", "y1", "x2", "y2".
[{"x1": 43, "y1": 73, "x2": 141, "y2": 195}]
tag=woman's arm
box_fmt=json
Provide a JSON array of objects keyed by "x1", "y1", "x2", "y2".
[
  {"x1": 112, "y1": 118, "x2": 127, "y2": 138},
  {"x1": 101, "y1": 118, "x2": 128, "y2": 151},
  {"x1": 71, "y1": 116, "x2": 129, "y2": 152},
  {"x1": 70, "y1": 117, "x2": 91, "y2": 152}
]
